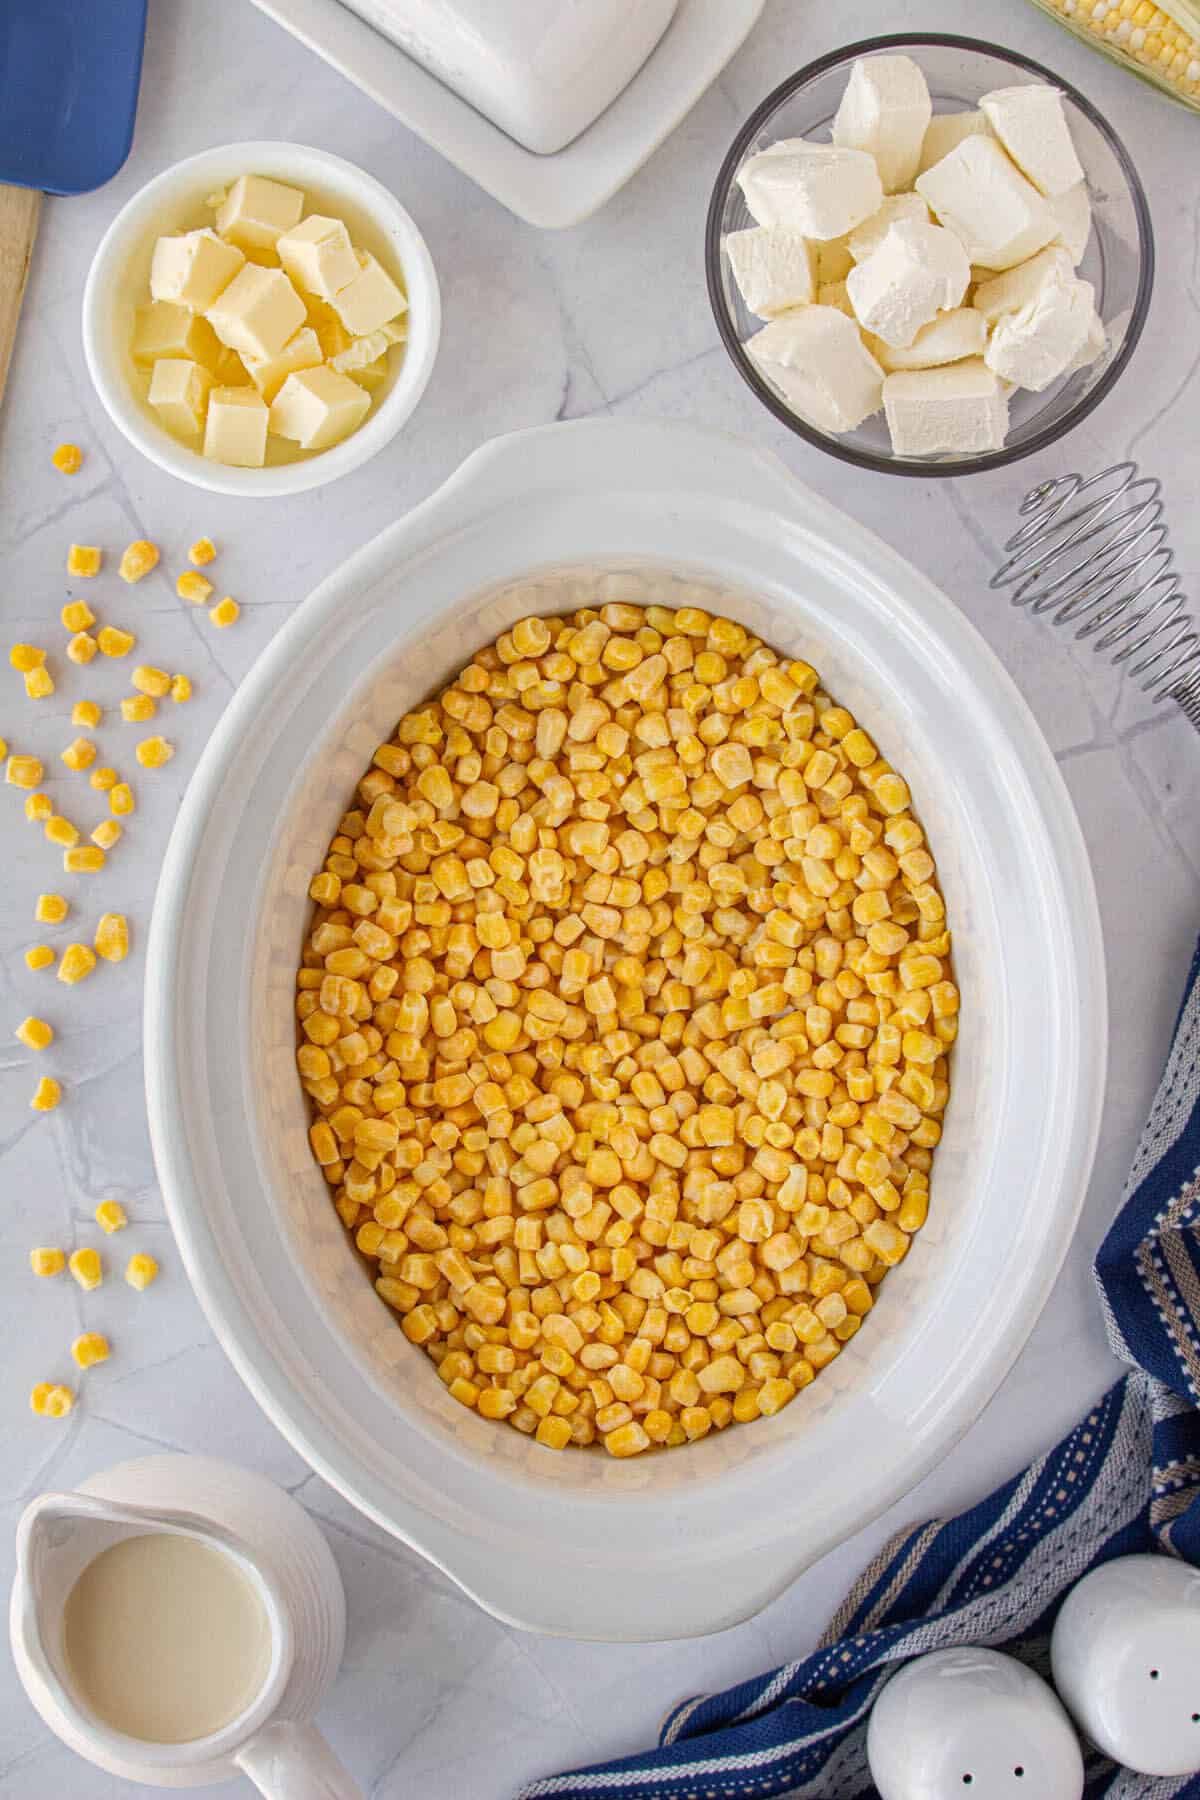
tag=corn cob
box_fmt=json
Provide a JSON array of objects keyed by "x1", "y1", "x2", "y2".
[{"x1": 1027, "y1": 0, "x2": 1200, "y2": 112}]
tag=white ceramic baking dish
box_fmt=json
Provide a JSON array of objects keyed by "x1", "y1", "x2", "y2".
[{"x1": 145, "y1": 418, "x2": 1106, "y2": 1642}]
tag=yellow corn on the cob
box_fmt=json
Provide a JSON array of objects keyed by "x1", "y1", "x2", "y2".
[{"x1": 1027, "y1": 0, "x2": 1200, "y2": 111}]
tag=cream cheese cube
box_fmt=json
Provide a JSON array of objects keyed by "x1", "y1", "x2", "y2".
[
  {"x1": 847, "y1": 220, "x2": 969, "y2": 348},
  {"x1": 831, "y1": 54, "x2": 931, "y2": 194},
  {"x1": 868, "y1": 307, "x2": 987, "y2": 371},
  {"x1": 269, "y1": 366, "x2": 371, "y2": 450},
  {"x1": 979, "y1": 86, "x2": 1084, "y2": 197},
  {"x1": 724, "y1": 227, "x2": 818, "y2": 318},
  {"x1": 277, "y1": 215, "x2": 360, "y2": 300},
  {"x1": 150, "y1": 229, "x2": 244, "y2": 312},
  {"x1": 972, "y1": 246, "x2": 1076, "y2": 324},
  {"x1": 746, "y1": 305, "x2": 883, "y2": 433},
  {"x1": 916, "y1": 136, "x2": 1057, "y2": 271},
  {"x1": 847, "y1": 191, "x2": 931, "y2": 263},
  {"x1": 132, "y1": 301, "x2": 222, "y2": 371},
  {"x1": 203, "y1": 386, "x2": 270, "y2": 467},
  {"x1": 815, "y1": 237, "x2": 854, "y2": 285},
  {"x1": 215, "y1": 175, "x2": 305, "y2": 251},
  {"x1": 985, "y1": 276, "x2": 1105, "y2": 392},
  {"x1": 736, "y1": 142, "x2": 883, "y2": 241},
  {"x1": 883, "y1": 360, "x2": 1009, "y2": 456},
  {"x1": 206, "y1": 264, "x2": 307, "y2": 361},
  {"x1": 241, "y1": 326, "x2": 324, "y2": 403},
  {"x1": 1046, "y1": 181, "x2": 1092, "y2": 265},
  {"x1": 331, "y1": 251, "x2": 408, "y2": 337},
  {"x1": 917, "y1": 110, "x2": 994, "y2": 177},
  {"x1": 817, "y1": 279, "x2": 855, "y2": 318},
  {"x1": 147, "y1": 358, "x2": 213, "y2": 437}
]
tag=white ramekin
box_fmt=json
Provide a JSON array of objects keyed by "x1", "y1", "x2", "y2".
[
  {"x1": 144, "y1": 418, "x2": 1106, "y2": 1642},
  {"x1": 82, "y1": 141, "x2": 441, "y2": 498}
]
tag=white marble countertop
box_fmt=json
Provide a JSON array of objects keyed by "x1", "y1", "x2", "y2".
[{"x1": 2, "y1": 1, "x2": 1198, "y2": 1794}]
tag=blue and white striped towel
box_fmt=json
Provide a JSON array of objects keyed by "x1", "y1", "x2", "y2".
[{"x1": 519, "y1": 934, "x2": 1200, "y2": 1800}]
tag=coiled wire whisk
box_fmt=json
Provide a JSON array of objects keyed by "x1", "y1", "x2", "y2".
[{"x1": 990, "y1": 461, "x2": 1200, "y2": 734}]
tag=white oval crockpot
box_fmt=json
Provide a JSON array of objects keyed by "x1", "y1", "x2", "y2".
[{"x1": 145, "y1": 419, "x2": 1106, "y2": 1642}]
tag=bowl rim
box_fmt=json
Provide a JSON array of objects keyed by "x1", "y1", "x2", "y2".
[
  {"x1": 81, "y1": 139, "x2": 442, "y2": 498},
  {"x1": 705, "y1": 32, "x2": 1156, "y2": 479}
]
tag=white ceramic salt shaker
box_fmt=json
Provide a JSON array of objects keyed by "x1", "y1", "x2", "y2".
[
  {"x1": 1051, "y1": 1553, "x2": 1200, "y2": 1776},
  {"x1": 867, "y1": 1646, "x2": 1084, "y2": 1800}
]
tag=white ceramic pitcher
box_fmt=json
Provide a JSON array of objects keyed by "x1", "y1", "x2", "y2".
[{"x1": 10, "y1": 1453, "x2": 360, "y2": 1795}]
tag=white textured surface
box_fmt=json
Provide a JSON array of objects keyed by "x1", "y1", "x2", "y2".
[{"x1": 1, "y1": 0, "x2": 1197, "y2": 1794}]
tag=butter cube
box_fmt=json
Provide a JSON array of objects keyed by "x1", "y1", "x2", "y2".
[
  {"x1": 379, "y1": 317, "x2": 408, "y2": 345},
  {"x1": 277, "y1": 215, "x2": 360, "y2": 299},
  {"x1": 979, "y1": 86, "x2": 1084, "y2": 197},
  {"x1": 306, "y1": 297, "x2": 353, "y2": 360},
  {"x1": 883, "y1": 360, "x2": 1009, "y2": 457},
  {"x1": 746, "y1": 305, "x2": 883, "y2": 434},
  {"x1": 346, "y1": 355, "x2": 388, "y2": 390},
  {"x1": 847, "y1": 220, "x2": 969, "y2": 348},
  {"x1": 916, "y1": 136, "x2": 1057, "y2": 271},
  {"x1": 972, "y1": 246, "x2": 1076, "y2": 325},
  {"x1": 847, "y1": 191, "x2": 931, "y2": 264},
  {"x1": 737, "y1": 142, "x2": 883, "y2": 240},
  {"x1": 917, "y1": 110, "x2": 993, "y2": 178},
  {"x1": 868, "y1": 307, "x2": 987, "y2": 371},
  {"x1": 985, "y1": 276, "x2": 1104, "y2": 392},
  {"x1": 132, "y1": 301, "x2": 221, "y2": 371},
  {"x1": 270, "y1": 365, "x2": 371, "y2": 450},
  {"x1": 215, "y1": 174, "x2": 304, "y2": 250},
  {"x1": 151, "y1": 228, "x2": 245, "y2": 311},
  {"x1": 832, "y1": 54, "x2": 931, "y2": 194},
  {"x1": 328, "y1": 327, "x2": 393, "y2": 376},
  {"x1": 723, "y1": 227, "x2": 817, "y2": 318},
  {"x1": 331, "y1": 251, "x2": 408, "y2": 337},
  {"x1": 242, "y1": 326, "x2": 323, "y2": 402},
  {"x1": 206, "y1": 264, "x2": 307, "y2": 361},
  {"x1": 148, "y1": 358, "x2": 213, "y2": 437},
  {"x1": 1046, "y1": 181, "x2": 1092, "y2": 265},
  {"x1": 203, "y1": 386, "x2": 270, "y2": 467}
]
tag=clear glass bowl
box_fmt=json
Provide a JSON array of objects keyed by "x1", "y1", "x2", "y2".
[{"x1": 705, "y1": 33, "x2": 1154, "y2": 477}]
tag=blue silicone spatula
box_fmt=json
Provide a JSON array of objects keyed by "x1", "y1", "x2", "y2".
[{"x1": 0, "y1": 0, "x2": 147, "y2": 407}]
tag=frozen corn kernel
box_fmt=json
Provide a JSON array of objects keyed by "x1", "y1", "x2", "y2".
[
  {"x1": 188, "y1": 537, "x2": 216, "y2": 566},
  {"x1": 62, "y1": 599, "x2": 96, "y2": 632},
  {"x1": 30, "y1": 1246, "x2": 65, "y2": 1277},
  {"x1": 209, "y1": 597, "x2": 239, "y2": 628},
  {"x1": 72, "y1": 700, "x2": 101, "y2": 728},
  {"x1": 58, "y1": 943, "x2": 97, "y2": 984},
  {"x1": 31, "y1": 1075, "x2": 61, "y2": 1112},
  {"x1": 97, "y1": 626, "x2": 135, "y2": 658},
  {"x1": 64, "y1": 845, "x2": 105, "y2": 873},
  {"x1": 30, "y1": 1382, "x2": 74, "y2": 1418},
  {"x1": 91, "y1": 820, "x2": 122, "y2": 850},
  {"x1": 24, "y1": 791, "x2": 51, "y2": 822},
  {"x1": 16, "y1": 1016, "x2": 53, "y2": 1050},
  {"x1": 68, "y1": 632, "x2": 98, "y2": 665},
  {"x1": 36, "y1": 893, "x2": 68, "y2": 924},
  {"x1": 90, "y1": 766, "x2": 118, "y2": 791},
  {"x1": 72, "y1": 1331, "x2": 111, "y2": 1369},
  {"x1": 95, "y1": 1199, "x2": 128, "y2": 1233},
  {"x1": 109, "y1": 782, "x2": 135, "y2": 816},
  {"x1": 125, "y1": 1252, "x2": 159, "y2": 1290},
  {"x1": 67, "y1": 545, "x2": 102, "y2": 577},
  {"x1": 61, "y1": 737, "x2": 97, "y2": 772},
  {"x1": 7, "y1": 754, "x2": 43, "y2": 788},
  {"x1": 94, "y1": 913, "x2": 129, "y2": 962},
  {"x1": 131, "y1": 664, "x2": 171, "y2": 697},
  {"x1": 119, "y1": 539, "x2": 160, "y2": 584},
  {"x1": 170, "y1": 673, "x2": 192, "y2": 703},
  {"x1": 25, "y1": 945, "x2": 55, "y2": 972},
  {"x1": 10, "y1": 643, "x2": 46, "y2": 672},
  {"x1": 52, "y1": 443, "x2": 83, "y2": 474},
  {"x1": 24, "y1": 665, "x2": 54, "y2": 699},
  {"x1": 136, "y1": 735, "x2": 173, "y2": 768},
  {"x1": 44, "y1": 815, "x2": 79, "y2": 848},
  {"x1": 121, "y1": 693, "x2": 156, "y2": 723},
  {"x1": 176, "y1": 571, "x2": 213, "y2": 604},
  {"x1": 68, "y1": 1248, "x2": 101, "y2": 1289}
]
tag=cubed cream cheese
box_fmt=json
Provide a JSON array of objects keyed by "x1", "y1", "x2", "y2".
[
  {"x1": 817, "y1": 279, "x2": 855, "y2": 318},
  {"x1": 1046, "y1": 181, "x2": 1092, "y2": 265},
  {"x1": 330, "y1": 250, "x2": 408, "y2": 337},
  {"x1": 206, "y1": 264, "x2": 307, "y2": 361},
  {"x1": 203, "y1": 386, "x2": 270, "y2": 467},
  {"x1": 147, "y1": 358, "x2": 213, "y2": 437},
  {"x1": 241, "y1": 325, "x2": 324, "y2": 402},
  {"x1": 277, "y1": 214, "x2": 360, "y2": 300},
  {"x1": 831, "y1": 54, "x2": 932, "y2": 194},
  {"x1": 816, "y1": 237, "x2": 854, "y2": 285},
  {"x1": 132, "y1": 301, "x2": 222, "y2": 371},
  {"x1": 972, "y1": 245, "x2": 1076, "y2": 325},
  {"x1": 269, "y1": 365, "x2": 372, "y2": 450},
  {"x1": 215, "y1": 174, "x2": 305, "y2": 250},
  {"x1": 868, "y1": 307, "x2": 987, "y2": 371},
  {"x1": 746, "y1": 305, "x2": 883, "y2": 433},
  {"x1": 736, "y1": 142, "x2": 883, "y2": 240},
  {"x1": 883, "y1": 359, "x2": 1009, "y2": 456},
  {"x1": 150, "y1": 228, "x2": 245, "y2": 312},
  {"x1": 916, "y1": 110, "x2": 993, "y2": 177},
  {"x1": 985, "y1": 276, "x2": 1105, "y2": 392},
  {"x1": 916, "y1": 136, "x2": 1057, "y2": 271},
  {"x1": 724, "y1": 226, "x2": 818, "y2": 318},
  {"x1": 847, "y1": 191, "x2": 931, "y2": 263},
  {"x1": 846, "y1": 219, "x2": 969, "y2": 348},
  {"x1": 979, "y1": 85, "x2": 1084, "y2": 197}
]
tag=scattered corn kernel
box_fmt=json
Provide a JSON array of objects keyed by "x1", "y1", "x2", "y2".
[
  {"x1": 72, "y1": 699, "x2": 101, "y2": 728},
  {"x1": 125, "y1": 1252, "x2": 159, "y2": 1290},
  {"x1": 24, "y1": 665, "x2": 54, "y2": 699},
  {"x1": 68, "y1": 1247, "x2": 101, "y2": 1289},
  {"x1": 30, "y1": 1382, "x2": 74, "y2": 1418},
  {"x1": 136, "y1": 735, "x2": 173, "y2": 768},
  {"x1": 10, "y1": 643, "x2": 46, "y2": 672},
  {"x1": 64, "y1": 845, "x2": 105, "y2": 872},
  {"x1": 91, "y1": 766, "x2": 119, "y2": 791},
  {"x1": 31, "y1": 1075, "x2": 61, "y2": 1111},
  {"x1": 72, "y1": 1332, "x2": 111, "y2": 1369},
  {"x1": 119, "y1": 539, "x2": 159, "y2": 584},
  {"x1": 52, "y1": 443, "x2": 83, "y2": 474},
  {"x1": 209, "y1": 597, "x2": 240, "y2": 628},
  {"x1": 7, "y1": 754, "x2": 43, "y2": 788},
  {"x1": 67, "y1": 545, "x2": 102, "y2": 578},
  {"x1": 109, "y1": 782, "x2": 135, "y2": 816},
  {"x1": 61, "y1": 737, "x2": 97, "y2": 772},
  {"x1": 24, "y1": 791, "x2": 51, "y2": 822},
  {"x1": 131, "y1": 664, "x2": 171, "y2": 698},
  {"x1": 45, "y1": 815, "x2": 80, "y2": 848},
  {"x1": 62, "y1": 599, "x2": 95, "y2": 633},
  {"x1": 170, "y1": 673, "x2": 192, "y2": 703},
  {"x1": 176, "y1": 571, "x2": 213, "y2": 604},
  {"x1": 121, "y1": 693, "x2": 156, "y2": 723},
  {"x1": 94, "y1": 912, "x2": 129, "y2": 962},
  {"x1": 36, "y1": 894, "x2": 68, "y2": 924},
  {"x1": 97, "y1": 626, "x2": 135, "y2": 658},
  {"x1": 25, "y1": 945, "x2": 55, "y2": 972},
  {"x1": 58, "y1": 943, "x2": 97, "y2": 985},
  {"x1": 95, "y1": 1200, "x2": 128, "y2": 1233},
  {"x1": 91, "y1": 820, "x2": 122, "y2": 850},
  {"x1": 188, "y1": 537, "x2": 216, "y2": 567},
  {"x1": 68, "y1": 632, "x2": 98, "y2": 665},
  {"x1": 30, "y1": 1247, "x2": 65, "y2": 1277},
  {"x1": 16, "y1": 1016, "x2": 53, "y2": 1051}
]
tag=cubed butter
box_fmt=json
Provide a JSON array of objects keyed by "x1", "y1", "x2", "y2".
[
  {"x1": 132, "y1": 301, "x2": 221, "y2": 371},
  {"x1": 985, "y1": 276, "x2": 1105, "y2": 392},
  {"x1": 330, "y1": 250, "x2": 408, "y2": 337},
  {"x1": 306, "y1": 297, "x2": 353, "y2": 360},
  {"x1": 846, "y1": 220, "x2": 969, "y2": 348},
  {"x1": 883, "y1": 359, "x2": 1009, "y2": 456},
  {"x1": 916, "y1": 110, "x2": 993, "y2": 177},
  {"x1": 737, "y1": 142, "x2": 883, "y2": 241},
  {"x1": 345, "y1": 354, "x2": 388, "y2": 390},
  {"x1": 1046, "y1": 181, "x2": 1092, "y2": 266},
  {"x1": 972, "y1": 245, "x2": 1076, "y2": 325},
  {"x1": 215, "y1": 174, "x2": 305, "y2": 250},
  {"x1": 147, "y1": 358, "x2": 213, "y2": 436},
  {"x1": 867, "y1": 306, "x2": 987, "y2": 371},
  {"x1": 277, "y1": 214, "x2": 360, "y2": 299},
  {"x1": 242, "y1": 325, "x2": 323, "y2": 402},
  {"x1": 327, "y1": 327, "x2": 393, "y2": 376},
  {"x1": 203, "y1": 386, "x2": 270, "y2": 467},
  {"x1": 150, "y1": 228, "x2": 244, "y2": 311},
  {"x1": 269, "y1": 365, "x2": 371, "y2": 450},
  {"x1": 832, "y1": 53, "x2": 931, "y2": 194},
  {"x1": 206, "y1": 264, "x2": 307, "y2": 361},
  {"x1": 723, "y1": 226, "x2": 818, "y2": 319},
  {"x1": 746, "y1": 305, "x2": 884, "y2": 434},
  {"x1": 847, "y1": 191, "x2": 931, "y2": 263},
  {"x1": 979, "y1": 85, "x2": 1084, "y2": 197},
  {"x1": 916, "y1": 136, "x2": 1057, "y2": 271}
]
